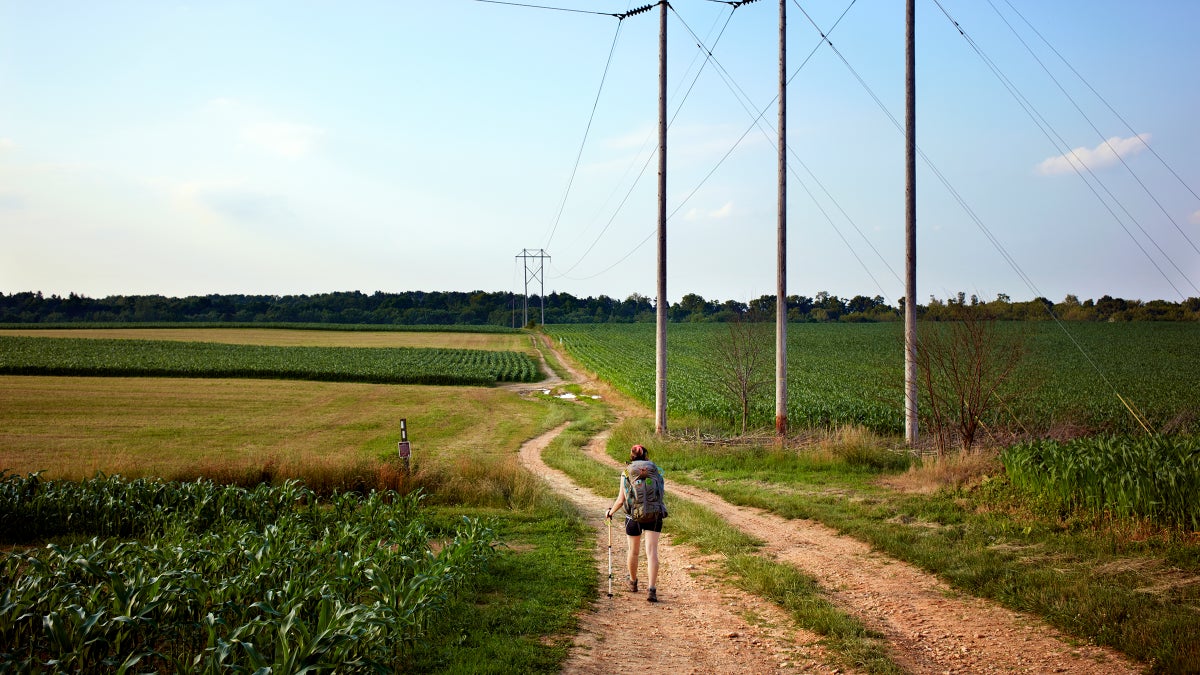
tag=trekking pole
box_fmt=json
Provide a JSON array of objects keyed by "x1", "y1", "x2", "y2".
[{"x1": 606, "y1": 514, "x2": 613, "y2": 598}]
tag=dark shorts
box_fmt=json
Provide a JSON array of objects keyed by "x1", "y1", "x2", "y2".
[{"x1": 625, "y1": 516, "x2": 663, "y2": 536}]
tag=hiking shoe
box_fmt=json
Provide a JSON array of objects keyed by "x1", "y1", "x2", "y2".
[
  {"x1": 628, "y1": 579, "x2": 638, "y2": 593},
  {"x1": 647, "y1": 587, "x2": 658, "y2": 603}
]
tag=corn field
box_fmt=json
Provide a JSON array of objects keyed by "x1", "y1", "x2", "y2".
[
  {"x1": 546, "y1": 322, "x2": 1199, "y2": 434},
  {"x1": 0, "y1": 336, "x2": 539, "y2": 385},
  {"x1": 0, "y1": 473, "x2": 497, "y2": 672},
  {"x1": 1001, "y1": 435, "x2": 1200, "y2": 530}
]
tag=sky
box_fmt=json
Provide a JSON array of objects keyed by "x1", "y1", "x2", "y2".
[{"x1": 1, "y1": 0, "x2": 1198, "y2": 305}]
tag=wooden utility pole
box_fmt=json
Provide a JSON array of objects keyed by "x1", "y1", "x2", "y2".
[
  {"x1": 654, "y1": 0, "x2": 668, "y2": 435},
  {"x1": 904, "y1": 0, "x2": 918, "y2": 446},
  {"x1": 775, "y1": 0, "x2": 788, "y2": 438}
]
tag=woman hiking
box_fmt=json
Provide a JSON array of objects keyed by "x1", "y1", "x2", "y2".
[{"x1": 606, "y1": 444, "x2": 667, "y2": 602}]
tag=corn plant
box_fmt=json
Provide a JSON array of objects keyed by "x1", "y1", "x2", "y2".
[
  {"x1": 0, "y1": 336, "x2": 540, "y2": 385},
  {"x1": 1002, "y1": 435, "x2": 1200, "y2": 529},
  {"x1": 0, "y1": 476, "x2": 498, "y2": 671}
]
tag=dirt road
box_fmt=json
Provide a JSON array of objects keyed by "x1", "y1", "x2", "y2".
[
  {"x1": 520, "y1": 425, "x2": 841, "y2": 674},
  {"x1": 516, "y1": 337, "x2": 1142, "y2": 673}
]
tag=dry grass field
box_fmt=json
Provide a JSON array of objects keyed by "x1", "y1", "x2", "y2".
[{"x1": 0, "y1": 375, "x2": 552, "y2": 482}]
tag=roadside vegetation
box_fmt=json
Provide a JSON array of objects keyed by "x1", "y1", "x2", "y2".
[
  {"x1": 0, "y1": 469, "x2": 594, "y2": 673},
  {"x1": 604, "y1": 418, "x2": 1200, "y2": 672},
  {"x1": 541, "y1": 416, "x2": 903, "y2": 675},
  {"x1": 1, "y1": 329, "x2": 597, "y2": 673}
]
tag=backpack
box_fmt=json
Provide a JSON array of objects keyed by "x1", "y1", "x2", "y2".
[{"x1": 623, "y1": 460, "x2": 667, "y2": 523}]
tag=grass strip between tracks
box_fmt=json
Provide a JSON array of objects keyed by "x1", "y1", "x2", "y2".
[{"x1": 540, "y1": 416, "x2": 903, "y2": 675}]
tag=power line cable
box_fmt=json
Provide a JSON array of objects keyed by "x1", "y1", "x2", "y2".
[
  {"x1": 553, "y1": 1, "x2": 748, "y2": 280},
  {"x1": 551, "y1": 2, "x2": 734, "y2": 268},
  {"x1": 685, "y1": 0, "x2": 902, "y2": 297},
  {"x1": 671, "y1": 0, "x2": 899, "y2": 297},
  {"x1": 851, "y1": 0, "x2": 1151, "y2": 432},
  {"x1": 984, "y1": 0, "x2": 1200, "y2": 285},
  {"x1": 1002, "y1": 0, "x2": 1200, "y2": 210},
  {"x1": 543, "y1": 20, "x2": 627, "y2": 249},
  {"x1": 793, "y1": 0, "x2": 1154, "y2": 430},
  {"x1": 929, "y1": 0, "x2": 1192, "y2": 299},
  {"x1": 566, "y1": 0, "x2": 900, "y2": 295},
  {"x1": 471, "y1": 0, "x2": 642, "y2": 19}
]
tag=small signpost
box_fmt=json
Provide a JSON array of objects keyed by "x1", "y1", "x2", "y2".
[{"x1": 397, "y1": 418, "x2": 411, "y2": 472}]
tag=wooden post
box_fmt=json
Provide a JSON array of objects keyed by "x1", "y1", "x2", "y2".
[
  {"x1": 904, "y1": 0, "x2": 919, "y2": 447},
  {"x1": 775, "y1": 0, "x2": 788, "y2": 438},
  {"x1": 397, "y1": 418, "x2": 411, "y2": 472},
  {"x1": 655, "y1": 0, "x2": 669, "y2": 435}
]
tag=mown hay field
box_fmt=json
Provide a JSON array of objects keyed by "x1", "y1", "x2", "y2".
[{"x1": 0, "y1": 375, "x2": 549, "y2": 482}]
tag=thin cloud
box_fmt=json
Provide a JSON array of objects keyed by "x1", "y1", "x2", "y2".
[
  {"x1": 242, "y1": 122, "x2": 322, "y2": 159},
  {"x1": 684, "y1": 201, "x2": 734, "y2": 221},
  {"x1": 0, "y1": 137, "x2": 14, "y2": 151},
  {"x1": 172, "y1": 181, "x2": 297, "y2": 228},
  {"x1": 203, "y1": 98, "x2": 322, "y2": 159},
  {"x1": 710, "y1": 201, "x2": 733, "y2": 219},
  {"x1": 0, "y1": 191, "x2": 24, "y2": 210},
  {"x1": 1036, "y1": 133, "x2": 1150, "y2": 176}
]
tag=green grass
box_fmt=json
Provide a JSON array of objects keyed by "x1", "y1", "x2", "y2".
[
  {"x1": 534, "y1": 333, "x2": 572, "y2": 381},
  {"x1": 628, "y1": 422, "x2": 1200, "y2": 672},
  {"x1": 408, "y1": 507, "x2": 595, "y2": 673},
  {"x1": 0, "y1": 335, "x2": 540, "y2": 385},
  {"x1": 540, "y1": 416, "x2": 901, "y2": 674}
]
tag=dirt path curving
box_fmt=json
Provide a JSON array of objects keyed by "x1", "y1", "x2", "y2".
[
  {"x1": 516, "y1": 338, "x2": 1143, "y2": 674},
  {"x1": 519, "y1": 425, "x2": 843, "y2": 674},
  {"x1": 581, "y1": 445, "x2": 1140, "y2": 674}
]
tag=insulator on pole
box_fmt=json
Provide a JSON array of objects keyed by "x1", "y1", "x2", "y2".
[{"x1": 618, "y1": 3, "x2": 657, "y2": 20}]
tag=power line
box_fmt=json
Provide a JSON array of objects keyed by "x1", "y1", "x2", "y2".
[
  {"x1": 985, "y1": 0, "x2": 1200, "y2": 262},
  {"x1": 553, "y1": 1, "x2": 746, "y2": 280},
  {"x1": 1001, "y1": 0, "x2": 1200, "y2": 210},
  {"x1": 470, "y1": 0, "x2": 627, "y2": 18},
  {"x1": 560, "y1": 0, "x2": 892, "y2": 291},
  {"x1": 543, "y1": 20, "x2": 627, "y2": 250},
  {"x1": 929, "y1": 0, "x2": 1193, "y2": 298},
  {"x1": 803, "y1": 0, "x2": 1152, "y2": 432},
  {"x1": 670, "y1": 0, "x2": 899, "y2": 298}
]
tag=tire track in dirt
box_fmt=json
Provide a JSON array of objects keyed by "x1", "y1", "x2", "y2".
[
  {"x1": 518, "y1": 424, "x2": 844, "y2": 674},
  {"x1": 582, "y1": 443, "x2": 1143, "y2": 674}
]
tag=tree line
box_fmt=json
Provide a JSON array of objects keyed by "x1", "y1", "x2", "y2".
[{"x1": 1, "y1": 290, "x2": 1196, "y2": 326}]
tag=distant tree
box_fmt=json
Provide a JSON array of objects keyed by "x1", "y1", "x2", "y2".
[
  {"x1": 710, "y1": 308, "x2": 773, "y2": 433},
  {"x1": 748, "y1": 295, "x2": 776, "y2": 319},
  {"x1": 916, "y1": 303, "x2": 1026, "y2": 455}
]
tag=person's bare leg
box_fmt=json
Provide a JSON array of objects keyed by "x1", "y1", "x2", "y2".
[
  {"x1": 626, "y1": 534, "x2": 641, "y2": 588},
  {"x1": 644, "y1": 530, "x2": 660, "y2": 589}
]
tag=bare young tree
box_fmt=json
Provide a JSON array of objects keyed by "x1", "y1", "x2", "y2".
[
  {"x1": 916, "y1": 302, "x2": 1026, "y2": 455},
  {"x1": 710, "y1": 309, "x2": 774, "y2": 434}
]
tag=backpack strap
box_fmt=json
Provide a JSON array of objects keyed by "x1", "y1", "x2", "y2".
[{"x1": 620, "y1": 470, "x2": 634, "y2": 516}]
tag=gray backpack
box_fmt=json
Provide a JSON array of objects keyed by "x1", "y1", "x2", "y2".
[{"x1": 623, "y1": 460, "x2": 666, "y2": 523}]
